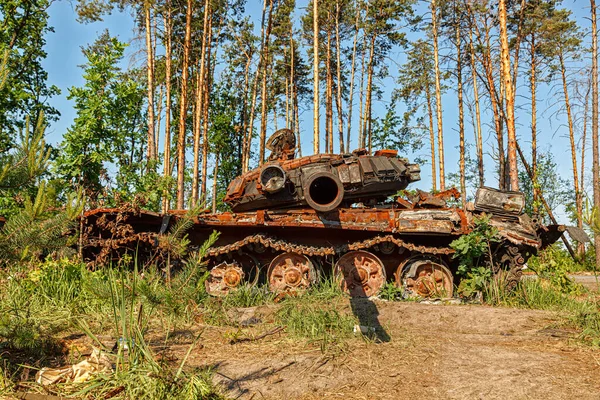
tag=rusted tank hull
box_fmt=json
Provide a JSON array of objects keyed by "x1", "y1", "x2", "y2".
[{"x1": 81, "y1": 202, "x2": 558, "y2": 297}]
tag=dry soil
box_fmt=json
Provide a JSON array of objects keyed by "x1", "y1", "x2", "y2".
[{"x1": 166, "y1": 300, "x2": 600, "y2": 400}]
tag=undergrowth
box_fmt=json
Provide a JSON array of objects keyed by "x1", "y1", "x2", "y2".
[
  {"x1": 0, "y1": 233, "x2": 224, "y2": 399},
  {"x1": 275, "y1": 278, "x2": 356, "y2": 351},
  {"x1": 483, "y1": 276, "x2": 600, "y2": 346}
]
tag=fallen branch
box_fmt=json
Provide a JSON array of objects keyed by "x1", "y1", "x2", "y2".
[{"x1": 229, "y1": 326, "x2": 284, "y2": 344}]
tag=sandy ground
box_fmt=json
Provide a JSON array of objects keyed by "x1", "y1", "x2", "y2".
[{"x1": 159, "y1": 301, "x2": 600, "y2": 400}]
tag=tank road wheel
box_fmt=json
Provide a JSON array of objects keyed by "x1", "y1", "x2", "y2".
[
  {"x1": 397, "y1": 257, "x2": 453, "y2": 299},
  {"x1": 205, "y1": 253, "x2": 259, "y2": 296},
  {"x1": 334, "y1": 251, "x2": 386, "y2": 297},
  {"x1": 267, "y1": 252, "x2": 317, "y2": 293}
]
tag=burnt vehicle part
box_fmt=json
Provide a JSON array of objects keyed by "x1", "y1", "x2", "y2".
[
  {"x1": 81, "y1": 193, "x2": 560, "y2": 298},
  {"x1": 224, "y1": 150, "x2": 421, "y2": 213},
  {"x1": 80, "y1": 131, "x2": 568, "y2": 298}
]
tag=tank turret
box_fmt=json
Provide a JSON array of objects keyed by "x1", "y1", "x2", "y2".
[{"x1": 224, "y1": 129, "x2": 421, "y2": 212}]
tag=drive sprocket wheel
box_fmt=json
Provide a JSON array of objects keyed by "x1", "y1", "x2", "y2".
[
  {"x1": 267, "y1": 252, "x2": 317, "y2": 293},
  {"x1": 205, "y1": 253, "x2": 259, "y2": 296},
  {"x1": 334, "y1": 250, "x2": 386, "y2": 297}
]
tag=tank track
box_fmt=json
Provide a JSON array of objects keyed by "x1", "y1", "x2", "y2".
[{"x1": 206, "y1": 233, "x2": 455, "y2": 258}]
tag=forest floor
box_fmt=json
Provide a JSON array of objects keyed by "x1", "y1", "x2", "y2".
[{"x1": 76, "y1": 299, "x2": 600, "y2": 400}]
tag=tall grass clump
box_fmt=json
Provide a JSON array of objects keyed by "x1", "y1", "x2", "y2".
[
  {"x1": 275, "y1": 279, "x2": 356, "y2": 351},
  {"x1": 73, "y1": 266, "x2": 224, "y2": 400}
]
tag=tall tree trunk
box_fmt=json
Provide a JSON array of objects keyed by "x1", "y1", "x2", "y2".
[
  {"x1": 162, "y1": 6, "x2": 172, "y2": 213},
  {"x1": 559, "y1": 53, "x2": 582, "y2": 230},
  {"x1": 469, "y1": 5, "x2": 506, "y2": 189},
  {"x1": 259, "y1": 0, "x2": 274, "y2": 164},
  {"x1": 212, "y1": 152, "x2": 220, "y2": 213},
  {"x1": 591, "y1": 0, "x2": 600, "y2": 267},
  {"x1": 294, "y1": 85, "x2": 302, "y2": 157},
  {"x1": 363, "y1": 35, "x2": 376, "y2": 152},
  {"x1": 468, "y1": 29, "x2": 484, "y2": 187},
  {"x1": 326, "y1": 27, "x2": 334, "y2": 153},
  {"x1": 155, "y1": 84, "x2": 163, "y2": 158},
  {"x1": 346, "y1": 2, "x2": 361, "y2": 152},
  {"x1": 498, "y1": 0, "x2": 519, "y2": 190},
  {"x1": 240, "y1": 52, "x2": 252, "y2": 173},
  {"x1": 201, "y1": 16, "x2": 214, "y2": 200},
  {"x1": 425, "y1": 83, "x2": 437, "y2": 191},
  {"x1": 530, "y1": 36, "x2": 538, "y2": 211},
  {"x1": 290, "y1": 29, "x2": 301, "y2": 157},
  {"x1": 510, "y1": 0, "x2": 527, "y2": 93},
  {"x1": 176, "y1": 0, "x2": 193, "y2": 209},
  {"x1": 145, "y1": 4, "x2": 156, "y2": 163},
  {"x1": 335, "y1": 1, "x2": 344, "y2": 153},
  {"x1": 455, "y1": 7, "x2": 466, "y2": 208},
  {"x1": 191, "y1": 0, "x2": 210, "y2": 205},
  {"x1": 313, "y1": 0, "x2": 320, "y2": 154},
  {"x1": 431, "y1": 0, "x2": 445, "y2": 190},
  {"x1": 581, "y1": 79, "x2": 591, "y2": 244},
  {"x1": 243, "y1": 0, "x2": 269, "y2": 172},
  {"x1": 358, "y1": 34, "x2": 367, "y2": 148},
  {"x1": 285, "y1": 75, "x2": 290, "y2": 128}
]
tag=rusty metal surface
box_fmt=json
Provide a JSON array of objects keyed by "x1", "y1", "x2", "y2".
[
  {"x1": 79, "y1": 132, "x2": 565, "y2": 297},
  {"x1": 223, "y1": 147, "x2": 420, "y2": 212},
  {"x1": 334, "y1": 250, "x2": 386, "y2": 297},
  {"x1": 267, "y1": 252, "x2": 315, "y2": 293},
  {"x1": 398, "y1": 257, "x2": 454, "y2": 298},
  {"x1": 205, "y1": 233, "x2": 455, "y2": 258},
  {"x1": 266, "y1": 128, "x2": 297, "y2": 161},
  {"x1": 205, "y1": 261, "x2": 245, "y2": 296}
]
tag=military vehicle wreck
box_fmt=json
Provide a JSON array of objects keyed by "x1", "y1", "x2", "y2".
[{"x1": 81, "y1": 129, "x2": 566, "y2": 298}]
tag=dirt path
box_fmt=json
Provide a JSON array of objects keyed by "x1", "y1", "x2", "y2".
[{"x1": 182, "y1": 301, "x2": 600, "y2": 400}]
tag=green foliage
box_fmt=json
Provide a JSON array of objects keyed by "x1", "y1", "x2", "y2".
[
  {"x1": 371, "y1": 93, "x2": 424, "y2": 154},
  {"x1": 0, "y1": 186, "x2": 81, "y2": 263},
  {"x1": 54, "y1": 30, "x2": 149, "y2": 204},
  {"x1": 527, "y1": 245, "x2": 586, "y2": 294},
  {"x1": 450, "y1": 217, "x2": 500, "y2": 297},
  {"x1": 458, "y1": 266, "x2": 493, "y2": 298},
  {"x1": 378, "y1": 282, "x2": 404, "y2": 301},
  {"x1": 0, "y1": 0, "x2": 60, "y2": 149},
  {"x1": 518, "y1": 152, "x2": 570, "y2": 222},
  {"x1": 0, "y1": 114, "x2": 51, "y2": 216},
  {"x1": 76, "y1": 265, "x2": 223, "y2": 400}
]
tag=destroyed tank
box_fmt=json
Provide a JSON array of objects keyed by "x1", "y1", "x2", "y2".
[{"x1": 81, "y1": 129, "x2": 566, "y2": 298}]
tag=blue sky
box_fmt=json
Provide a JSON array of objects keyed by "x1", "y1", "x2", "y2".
[{"x1": 41, "y1": 0, "x2": 590, "y2": 221}]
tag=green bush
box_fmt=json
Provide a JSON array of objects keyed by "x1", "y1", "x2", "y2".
[
  {"x1": 450, "y1": 216, "x2": 499, "y2": 297},
  {"x1": 527, "y1": 245, "x2": 585, "y2": 295}
]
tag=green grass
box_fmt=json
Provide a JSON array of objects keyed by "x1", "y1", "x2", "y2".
[
  {"x1": 275, "y1": 278, "x2": 356, "y2": 351},
  {"x1": 0, "y1": 255, "x2": 225, "y2": 399}
]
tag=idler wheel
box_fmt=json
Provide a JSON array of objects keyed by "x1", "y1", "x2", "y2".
[
  {"x1": 205, "y1": 253, "x2": 259, "y2": 296},
  {"x1": 334, "y1": 250, "x2": 386, "y2": 297},
  {"x1": 303, "y1": 171, "x2": 344, "y2": 212},
  {"x1": 396, "y1": 257, "x2": 453, "y2": 298},
  {"x1": 268, "y1": 252, "x2": 316, "y2": 293}
]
